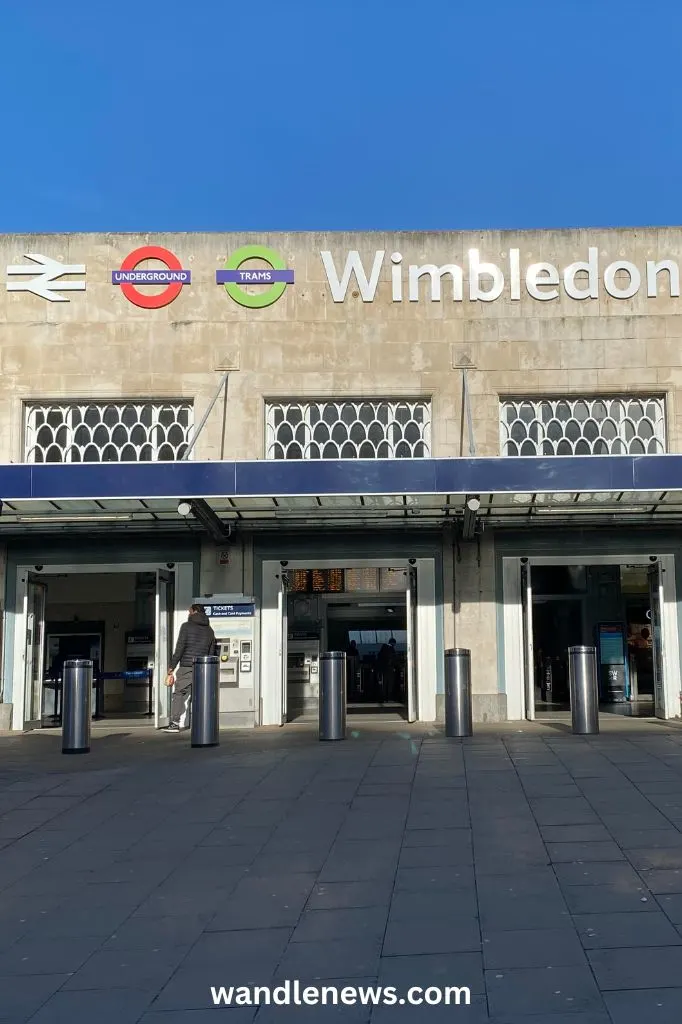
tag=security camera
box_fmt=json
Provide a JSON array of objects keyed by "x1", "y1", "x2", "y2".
[
  {"x1": 521, "y1": 557, "x2": 529, "y2": 564},
  {"x1": 408, "y1": 558, "x2": 416, "y2": 566},
  {"x1": 280, "y1": 560, "x2": 289, "y2": 567},
  {"x1": 649, "y1": 555, "x2": 658, "y2": 562},
  {"x1": 177, "y1": 502, "x2": 192, "y2": 517},
  {"x1": 34, "y1": 565, "x2": 43, "y2": 572},
  {"x1": 166, "y1": 562, "x2": 175, "y2": 569}
]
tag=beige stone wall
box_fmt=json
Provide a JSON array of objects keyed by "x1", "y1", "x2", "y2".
[{"x1": 1, "y1": 228, "x2": 680, "y2": 462}]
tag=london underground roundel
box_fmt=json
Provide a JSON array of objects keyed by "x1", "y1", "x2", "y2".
[{"x1": 111, "y1": 246, "x2": 191, "y2": 309}]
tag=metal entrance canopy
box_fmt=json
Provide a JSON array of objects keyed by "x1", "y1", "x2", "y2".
[{"x1": 1, "y1": 455, "x2": 682, "y2": 531}]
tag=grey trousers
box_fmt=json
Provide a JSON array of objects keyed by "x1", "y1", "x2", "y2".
[{"x1": 170, "y1": 666, "x2": 193, "y2": 726}]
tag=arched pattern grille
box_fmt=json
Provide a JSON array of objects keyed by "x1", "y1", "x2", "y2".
[
  {"x1": 266, "y1": 399, "x2": 431, "y2": 459},
  {"x1": 500, "y1": 396, "x2": 666, "y2": 456},
  {"x1": 24, "y1": 401, "x2": 194, "y2": 462}
]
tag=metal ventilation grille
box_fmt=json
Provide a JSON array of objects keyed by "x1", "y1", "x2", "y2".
[
  {"x1": 266, "y1": 399, "x2": 431, "y2": 459},
  {"x1": 24, "y1": 401, "x2": 194, "y2": 462},
  {"x1": 500, "y1": 396, "x2": 666, "y2": 457}
]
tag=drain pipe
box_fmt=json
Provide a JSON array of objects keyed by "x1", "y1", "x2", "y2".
[{"x1": 182, "y1": 372, "x2": 229, "y2": 461}]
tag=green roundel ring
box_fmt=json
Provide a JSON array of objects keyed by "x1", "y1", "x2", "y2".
[{"x1": 221, "y1": 245, "x2": 288, "y2": 309}]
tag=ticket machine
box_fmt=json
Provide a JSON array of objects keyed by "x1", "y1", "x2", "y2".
[{"x1": 194, "y1": 595, "x2": 257, "y2": 727}]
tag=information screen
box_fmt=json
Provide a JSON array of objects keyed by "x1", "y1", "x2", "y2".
[
  {"x1": 287, "y1": 567, "x2": 405, "y2": 593},
  {"x1": 327, "y1": 568, "x2": 344, "y2": 592},
  {"x1": 290, "y1": 570, "x2": 310, "y2": 593},
  {"x1": 345, "y1": 568, "x2": 379, "y2": 591},
  {"x1": 380, "y1": 567, "x2": 407, "y2": 591}
]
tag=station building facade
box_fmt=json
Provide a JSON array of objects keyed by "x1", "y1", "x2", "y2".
[{"x1": 1, "y1": 228, "x2": 682, "y2": 732}]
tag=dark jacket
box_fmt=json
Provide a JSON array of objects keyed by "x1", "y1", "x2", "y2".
[{"x1": 170, "y1": 610, "x2": 216, "y2": 670}]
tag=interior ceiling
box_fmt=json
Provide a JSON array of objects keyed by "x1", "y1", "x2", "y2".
[{"x1": 2, "y1": 489, "x2": 682, "y2": 533}]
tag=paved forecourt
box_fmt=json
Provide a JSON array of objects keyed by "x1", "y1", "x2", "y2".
[{"x1": 1, "y1": 719, "x2": 682, "y2": 1021}]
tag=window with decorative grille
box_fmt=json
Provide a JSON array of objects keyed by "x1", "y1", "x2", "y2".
[
  {"x1": 265, "y1": 399, "x2": 431, "y2": 459},
  {"x1": 24, "y1": 401, "x2": 194, "y2": 463},
  {"x1": 500, "y1": 396, "x2": 666, "y2": 456}
]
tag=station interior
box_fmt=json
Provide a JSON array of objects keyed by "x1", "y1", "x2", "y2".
[
  {"x1": 285, "y1": 566, "x2": 411, "y2": 722},
  {"x1": 531, "y1": 563, "x2": 656, "y2": 716},
  {"x1": 39, "y1": 571, "x2": 157, "y2": 723}
]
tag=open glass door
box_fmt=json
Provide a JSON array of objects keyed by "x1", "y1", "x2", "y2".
[
  {"x1": 648, "y1": 560, "x2": 665, "y2": 719},
  {"x1": 406, "y1": 565, "x2": 418, "y2": 723},
  {"x1": 24, "y1": 574, "x2": 47, "y2": 728},
  {"x1": 154, "y1": 570, "x2": 175, "y2": 728},
  {"x1": 278, "y1": 572, "x2": 289, "y2": 724},
  {"x1": 521, "y1": 561, "x2": 535, "y2": 720}
]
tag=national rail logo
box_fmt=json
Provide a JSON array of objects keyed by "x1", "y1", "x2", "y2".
[
  {"x1": 112, "y1": 245, "x2": 192, "y2": 308},
  {"x1": 216, "y1": 245, "x2": 294, "y2": 308}
]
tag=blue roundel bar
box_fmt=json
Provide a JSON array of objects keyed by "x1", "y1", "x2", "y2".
[{"x1": 0, "y1": 455, "x2": 680, "y2": 502}]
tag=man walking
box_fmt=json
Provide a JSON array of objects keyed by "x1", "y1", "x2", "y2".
[{"x1": 164, "y1": 604, "x2": 216, "y2": 732}]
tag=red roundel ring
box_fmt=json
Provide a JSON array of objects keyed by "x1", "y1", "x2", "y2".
[{"x1": 119, "y1": 245, "x2": 184, "y2": 309}]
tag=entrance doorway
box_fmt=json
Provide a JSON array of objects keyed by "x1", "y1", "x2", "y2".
[
  {"x1": 328, "y1": 600, "x2": 408, "y2": 719},
  {"x1": 11, "y1": 562, "x2": 192, "y2": 731},
  {"x1": 507, "y1": 554, "x2": 681, "y2": 721},
  {"x1": 261, "y1": 558, "x2": 437, "y2": 727}
]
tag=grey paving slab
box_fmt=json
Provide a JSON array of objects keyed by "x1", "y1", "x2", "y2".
[
  {"x1": 26, "y1": 987, "x2": 155, "y2": 1019},
  {"x1": 142, "y1": 1011, "x2": 257, "y2": 1024},
  {"x1": 610, "y1": 828, "x2": 682, "y2": 848},
  {"x1": 656, "y1": 893, "x2": 682, "y2": 923},
  {"x1": 275, "y1": 938, "x2": 383, "y2": 981},
  {"x1": 181, "y1": 928, "x2": 291, "y2": 971},
  {"x1": 382, "y1": 915, "x2": 481, "y2": 955},
  {"x1": 540, "y1": 824, "x2": 613, "y2": 842},
  {"x1": 306, "y1": 880, "x2": 394, "y2": 910},
  {"x1": 547, "y1": 841, "x2": 626, "y2": 862},
  {"x1": 590, "y1": 943, "x2": 682, "y2": 992},
  {"x1": 104, "y1": 914, "x2": 213, "y2": 950},
  {"x1": 389, "y1": 888, "x2": 479, "y2": 920},
  {"x1": 482, "y1": 928, "x2": 587, "y2": 968},
  {"x1": 63, "y1": 945, "x2": 190, "y2": 991},
  {"x1": 256, "y1": 995, "x2": 373, "y2": 1022},
  {"x1": 394, "y1": 865, "x2": 475, "y2": 891},
  {"x1": 0, "y1": 972, "x2": 71, "y2": 1020},
  {"x1": 553, "y1": 861, "x2": 644, "y2": 886},
  {"x1": 638, "y1": 869, "x2": 682, "y2": 894},
  {"x1": 528, "y1": 798, "x2": 601, "y2": 826},
  {"x1": 398, "y1": 842, "x2": 473, "y2": 868},
  {"x1": 629, "y1": 847, "x2": 682, "y2": 869},
  {"x1": 207, "y1": 874, "x2": 317, "y2": 930},
  {"x1": 489, "y1": 1014, "x2": 611, "y2": 1024},
  {"x1": 574, "y1": 910, "x2": 682, "y2": 948},
  {"x1": 0, "y1": 935, "x2": 104, "y2": 976},
  {"x1": 401, "y1": 827, "x2": 471, "y2": 847},
  {"x1": 245, "y1": 847, "x2": 331, "y2": 875},
  {"x1": 562, "y1": 884, "x2": 656, "y2": 915},
  {"x1": 291, "y1": 907, "x2": 387, "y2": 942},
  {"x1": 198, "y1": 825, "x2": 273, "y2": 847},
  {"x1": 604, "y1": 988, "x2": 682, "y2": 1023},
  {"x1": 486, "y1": 964, "x2": 604, "y2": 1016}
]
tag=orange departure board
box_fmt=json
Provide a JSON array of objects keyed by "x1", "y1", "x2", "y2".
[
  {"x1": 311, "y1": 569, "x2": 327, "y2": 592},
  {"x1": 290, "y1": 570, "x2": 310, "y2": 592},
  {"x1": 290, "y1": 568, "x2": 345, "y2": 593},
  {"x1": 327, "y1": 568, "x2": 344, "y2": 592}
]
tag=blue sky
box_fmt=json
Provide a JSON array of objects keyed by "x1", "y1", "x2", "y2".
[{"x1": 1, "y1": 1, "x2": 680, "y2": 232}]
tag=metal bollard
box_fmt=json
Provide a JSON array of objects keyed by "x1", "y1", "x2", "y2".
[
  {"x1": 444, "y1": 648, "x2": 473, "y2": 737},
  {"x1": 191, "y1": 656, "x2": 220, "y2": 748},
  {"x1": 568, "y1": 646, "x2": 599, "y2": 735},
  {"x1": 62, "y1": 659, "x2": 93, "y2": 755},
  {"x1": 319, "y1": 651, "x2": 346, "y2": 741}
]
